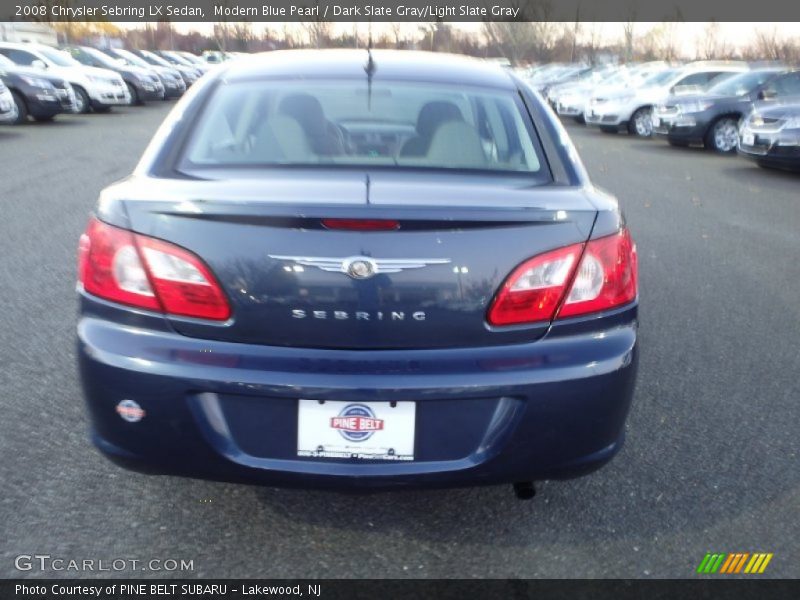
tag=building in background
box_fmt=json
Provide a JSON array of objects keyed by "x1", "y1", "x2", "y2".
[{"x1": 0, "y1": 22, "x2": 58, "y2": 46}]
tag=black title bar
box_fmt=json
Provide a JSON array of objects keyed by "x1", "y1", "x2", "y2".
[{"x1": 3, "y1": 580, "x2": 800, "y2": 600}]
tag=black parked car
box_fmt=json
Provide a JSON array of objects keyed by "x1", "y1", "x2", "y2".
[
  {"x1": 100, "y1": 48, "x2": 186, "y2": 99},
  {"x1": 64, "y1": 45, "x2": 164, "y2": 105},
  {"x1": 652, "y1": 68, "x2": 800, "y2": 152},
  {"x1": 0, "y1": 54, "x2": 75, "y2": 124},
  {"x1": 739, "y1": 99, "x2": 800, "y2": 170}
]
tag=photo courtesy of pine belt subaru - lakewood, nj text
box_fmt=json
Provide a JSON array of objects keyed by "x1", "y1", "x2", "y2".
[{"x1": 76, "y1": 50, "x2": 639, "y2": 498}]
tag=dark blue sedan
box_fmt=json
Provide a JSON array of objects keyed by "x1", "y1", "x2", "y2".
[{"x1": 77, "y1": 50, "x2": 638, "y2": 497}]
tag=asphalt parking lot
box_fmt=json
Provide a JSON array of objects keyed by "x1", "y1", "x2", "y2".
[{"x1": 1, "y1": 103, "x2": 798, "y2": 579}]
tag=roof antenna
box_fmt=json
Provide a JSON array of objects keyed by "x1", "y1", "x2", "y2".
[{"x1": 364, "y1": 20, "x2": 375, "y2": 110}]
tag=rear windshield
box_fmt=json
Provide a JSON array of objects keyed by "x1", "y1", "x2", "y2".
[{"x1": 181, "y1": 80, "x2": 546, "y2": 175}]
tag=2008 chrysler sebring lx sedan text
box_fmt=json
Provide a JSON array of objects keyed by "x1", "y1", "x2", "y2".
[{"x1": 77, "y1": 50, "x2": 638, "y2": 498}]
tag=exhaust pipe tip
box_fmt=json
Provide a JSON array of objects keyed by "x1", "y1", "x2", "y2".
[{"x1": 513, "y1": 481, "x2": 536, "y2": 500}]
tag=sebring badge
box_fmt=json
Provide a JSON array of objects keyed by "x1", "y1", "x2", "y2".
[{"x1": 269, "y1": 255, "x2": 451, "y2": 280}]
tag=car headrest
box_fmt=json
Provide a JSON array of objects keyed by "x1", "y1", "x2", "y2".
[
  {"x1": 416, "y1": 101, "x2": 464, "y2": 137},
  {"x1": 278, "y1": 94, "x2": 327, "y2": 132},
  {"x1": 426, "y1": 121, "x2": 487, "y2": 169}
]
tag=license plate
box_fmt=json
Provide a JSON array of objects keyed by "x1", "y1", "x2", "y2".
[
  {"x1": 297, "y1": 400, "x2": 415, "y2": 461},
  {"x1": 742, "y1": 132, "x2": 755, "y2": 146},
  {"x1": 652, "y1": 116, "x2": 661, "y2": 127}
]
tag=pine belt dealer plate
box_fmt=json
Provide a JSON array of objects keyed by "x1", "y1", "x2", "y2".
[{"x1": 297, "y1": 400, "x2": 416, "y2": 461}]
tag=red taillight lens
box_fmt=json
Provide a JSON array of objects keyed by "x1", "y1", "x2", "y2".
[
  {"x1": 557, "y1": 228, "x2": 637, "y2": 319},
  {"x1": 78, "y1": 218, "x2": 231, "y2": 321},
  {"x1": 487, "y1": 242, "x2": 584, "y2": 326},
  {"x1": 487, "y1": 228, "x2": 637, "y2": 326},
  {"x1": 321, "y1": 218, "x2": 400, "y2": 231},
  {"x1": 78, "y1": 219, "x2": 161, "y2": 312}
]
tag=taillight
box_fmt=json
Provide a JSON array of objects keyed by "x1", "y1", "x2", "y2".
[
  {"x1": 487, "y1": 228, "x2": 637, "y2": 326},
  {"x1": 487, "y1": 243, "x2": 584, "y2": 326},
  {"x1": 321, "y1": 218, "x2": 400, "y2": 231},
  {"x1": 557, "y1": 228, "x2": 637, "y2": 319},
  {"x1": 78, "y1": 219, "x2": 161, "y2": 312},
  {"x1": 78, "y1": 218, "x2": 231, "y2": 321}
]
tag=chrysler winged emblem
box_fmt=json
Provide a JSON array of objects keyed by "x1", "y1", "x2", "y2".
[{"x1": 269, "y1": 255, "x2": 451, "y2": 280}]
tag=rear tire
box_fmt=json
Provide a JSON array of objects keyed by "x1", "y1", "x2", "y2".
[
  {"x1": 73, "y1": 86, "x2": 90, "y2": 114},
  {"x1": 9, "y1": 90, "x2": 28, "y2": 124},
  {"x1": 600, "y1": 126, "x2": 618, "y2": 134},
  {"x1": 706, "y1": 117, "x2": 739, "y2": 153},
  {"x1": 628, "y1": 107, "x2": 653, "y2": 137}
]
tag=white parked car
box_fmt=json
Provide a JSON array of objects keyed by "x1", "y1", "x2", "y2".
[
  {"x1": 0, "y1": 42, "x2": 130, "y2": 114},
  {"x1": 553, "y1": 63, "x2": 668, "y2": 122},
  {"x1": 547, "y1": 64, "x2": 619, "y2": 109},
  {"x1": 585, "y1": 62, "x2": 749, "y2": 137}
]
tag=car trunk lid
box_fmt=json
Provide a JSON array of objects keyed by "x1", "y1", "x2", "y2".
[{"x1": 119, "y1": 171, "x2": 597, "y2": 349}]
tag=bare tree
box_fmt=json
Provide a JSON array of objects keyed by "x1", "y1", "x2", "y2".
[
  {"x1": 300, "y1": 2, "x2": 332, "y2": 49},
  {"x1": 622, "y1": 0, "x2": 637, "y2": 62},
  {"x1": 697, "y1": 22, "x2": 732, "y2": 59},
  {"x1": 745, "y1": 27, "x2": 800, "y2": 63},
  {"x1": 230, "y1": 22, "x2": 255, "y2": 51},
  {"x1": 213, "y1": 0, "x2": 232, "y2": 52},
  {"x1": 745, "y1": 26, "x2": 800, "y2": 62},
  {"x1": 753, "y1": 27, "x2": 779, "y2": 60},
  {"x1": 583, "y1": 22, "x2": 603, "y2": 64},
  {"x1": 639, "y1": 22, "x2": 680, "y2": 61},
  {"x1": 389, "y1": 22, "x2": 404, "y2": 49},
  {"x1": 569, "y1": 2, "x2": 582, "y2": 62},
  {"x1": 482, "y1": 0, "x2": 561, "y2": 65}
]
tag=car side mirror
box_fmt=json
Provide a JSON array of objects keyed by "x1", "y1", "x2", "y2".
[
  {"x1": 759, "y1": 88, "x2": 777, "y2": 101},
  {"x1": 31, "y1": 59, "x2": 47, "y2": 70}
]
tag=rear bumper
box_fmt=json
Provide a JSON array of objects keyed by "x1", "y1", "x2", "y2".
[{"x1": 77, "y1": 301, "x2": 639, "y2": 490}]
